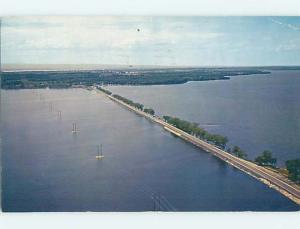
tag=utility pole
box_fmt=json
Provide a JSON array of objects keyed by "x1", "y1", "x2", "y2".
[
  {"x1": 58, "y1": 111, "x2": 62, "y2": 119},
  {"x1": 158, "y1": 192, "x2": 161, "y2": 211},
  {"x1": 72, "y1": 123, "x2": 79, "y2": 133},
  {"x1": 96, "y1": 144, "x2": 104, "y2": 160},
  {"x1": 152, "y1": 193, "x2": 162, "y2": 211},
  {"x1": 97, "y1": 145, "x2": 100, "y2": 157},
  {"x1": 152, "y1": 193, "x2": 156, "y2": 211},
  {"x1": 49, "y1": 102, "x2": 53, "y2": 112}
]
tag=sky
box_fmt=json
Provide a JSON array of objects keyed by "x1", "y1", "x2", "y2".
[{"x1": 1, "y1": 16, "x2": 300, "y2": 66}]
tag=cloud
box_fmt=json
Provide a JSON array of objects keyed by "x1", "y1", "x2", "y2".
[
  {"x1": 275, "y1": 39, "x2": 300, "y2": 52},
  {"x1": 270, "y1": 18, "x2": 299, "y2": 31},
  {"x1": 2, "y1": 17, "x2": 300, "y2": 66},
  {"x1": 2, "y1": 17, "x2": 222, "y2": 51}
]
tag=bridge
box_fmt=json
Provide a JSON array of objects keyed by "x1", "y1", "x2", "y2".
[{"x1": 95, "y1": 88, "x2": 300, "y2": 205}]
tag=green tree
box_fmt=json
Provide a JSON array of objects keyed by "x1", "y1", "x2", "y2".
[
  {"x1": 255, "y1": 150, "x2": 277, "y2": 167},
  {"x1": 232, "y1": 146, "x2": 247, "y2": 159},
  {"x1": 144, "y1": 108, "x2": 155, "y2": 115},
  {"x1": 163, "y1": 115, "x2": 228, "y2": 149},
  {"x1": 134, "y1": 103, "x2": 144, "y2": 110},
  {"x1": 210, "y1": 134, "x2": 228, "y2": 149},
  {"x1": 286, "y1": 159, "x2": 300, "y2": 183},
  {"x1": 97, "y1": 86, "x2": 112, "y2": 95}
]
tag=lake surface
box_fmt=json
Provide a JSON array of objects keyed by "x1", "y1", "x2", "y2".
[
  {"x1": 1, "y1": 87, "x2": 299, "y2": 211},
  {"x1": 108, "y1": 70, "x2": 300, "y2": 166}
]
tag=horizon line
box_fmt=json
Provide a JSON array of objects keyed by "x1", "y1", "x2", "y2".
[{"x1": 2, "y1": 63, "x2": 300, "y2": 72}]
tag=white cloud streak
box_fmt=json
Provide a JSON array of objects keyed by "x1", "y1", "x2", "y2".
[{"x1": 270, "y1": 18, "x2": 299, "y2": 31}]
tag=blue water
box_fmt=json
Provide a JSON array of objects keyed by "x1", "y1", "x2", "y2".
[
  {"x1": 108, "y1": 70, "x2": 300, "y2": 166},
  {"x1": 1, "y1": 84, "x2": 299, "y2": 211}
]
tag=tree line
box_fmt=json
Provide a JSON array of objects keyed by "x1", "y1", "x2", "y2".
[
  {"x1": 112, "y1": 94, "x2": 144, "y2": 110},
  {"x1": 163, "y1": 115, "x2": 228, "y2": 149},
  {"x1": 97, "y1": 86, "x2": 112, "y2": 95},
  {"x1": 97, "y1": 86, "x2": 156, "y2": 116}
]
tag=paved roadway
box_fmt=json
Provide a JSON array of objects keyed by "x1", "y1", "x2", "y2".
[{"x1": 95, "y1": 89, "x2": 300, "y2": 204}]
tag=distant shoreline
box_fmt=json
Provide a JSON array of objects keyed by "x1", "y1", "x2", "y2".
[{"x1": 1, "y1": 67, "x2": 271, "y2": 89}]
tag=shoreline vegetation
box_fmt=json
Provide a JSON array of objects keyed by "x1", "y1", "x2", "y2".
[
  {"x1": 1, "y1": 67, "x2": 270, "y2": 89},
  {"x1": 98, "y1": 85, "x2": 300, "y2": 185}
]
